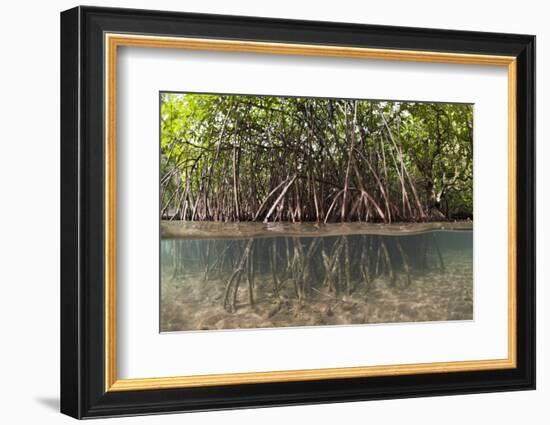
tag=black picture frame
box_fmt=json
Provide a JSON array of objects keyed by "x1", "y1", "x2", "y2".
[{"x1": 61, "y1": 5, "x2": 535, "y2": 419}]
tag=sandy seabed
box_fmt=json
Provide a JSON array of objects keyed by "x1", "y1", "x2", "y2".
[{"x1": 160, "y1": 253, "x2": 473, "y2": 332}]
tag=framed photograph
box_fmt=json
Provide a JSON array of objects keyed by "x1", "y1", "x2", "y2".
[{"x1": 60, "y1": 6, "x2": 535, "y2": 419}]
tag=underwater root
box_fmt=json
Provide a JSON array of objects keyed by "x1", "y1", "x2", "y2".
[{"x1": 193, "y1": 234, "x2": 447, "y2": 313}]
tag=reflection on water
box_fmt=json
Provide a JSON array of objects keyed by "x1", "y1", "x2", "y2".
[{"x1": 161, "y1": 227, "x2": 473, "y2": 332}]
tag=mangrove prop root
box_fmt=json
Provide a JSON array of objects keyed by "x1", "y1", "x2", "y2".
[
  {"x1": 375, "y1": 238, "x2": 382, "y2": 277},
  {"x1": 247, "y1": 248, "x2": 255, "y2": 307},
  {"x1": 223, "y1": 238, "x2": 254, "y2": 312},
  {"x1": 271, "y1": 240, "x2": 279, "y2": 296},
  {"x1": 212, "y1": 232, "x2": 446, "y2": 313},
  {"x1": 360, "y1": 237, "x2": 371, "y2": 291},
  {"x1": 395, "y1": 239, "x2": 412, "y2": 287},
  {"x1": 432, "y1": 233, "x2": 446, "y2": 272},
  {"x1": 380, "y1": 239, "x2": 395, "y2": 285},
  {"x1": 321, "y1": 237, "x2": 344, "y2": 292},
  {"x1": 203, "y1": 240, "x2": 211, "y2": 281},
  {"x1": 344, "y1": 237, "x2": 351, "y2": 295},
  {"x1": 293, "y1": 238, "x2": 305, "y2": 300}
]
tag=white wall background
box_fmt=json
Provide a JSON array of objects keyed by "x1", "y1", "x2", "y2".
[{"x1": 0, "y1": 0, "x2": 544, "y2": 423}]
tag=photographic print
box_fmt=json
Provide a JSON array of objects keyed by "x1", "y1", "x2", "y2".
[
  {"x1": 61, "y1": 9, "x2": 535, "y2": 417},
  {"x1": 160, "y1": 93, "x2": 473, "y2": 332}
]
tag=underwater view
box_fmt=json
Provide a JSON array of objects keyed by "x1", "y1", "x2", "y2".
[{"x1": 160, "y1": 222, "x2": 473, "y2": 332}]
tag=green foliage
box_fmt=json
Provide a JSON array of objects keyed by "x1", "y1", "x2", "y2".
[{"x1": 160, "y1": 93, "x2": 473, "y2": 223}]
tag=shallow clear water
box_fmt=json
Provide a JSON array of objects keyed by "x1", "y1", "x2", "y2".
[{"x1": 160, "y1": 227, "x2": 473, "y2": 332}]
